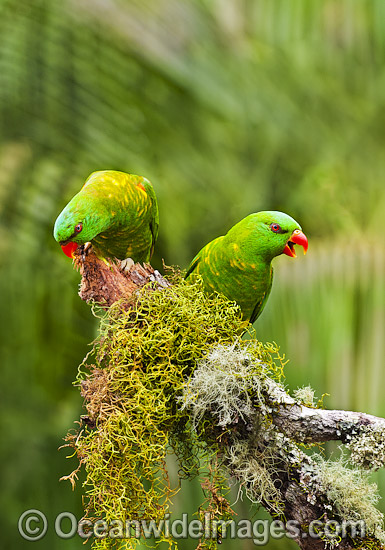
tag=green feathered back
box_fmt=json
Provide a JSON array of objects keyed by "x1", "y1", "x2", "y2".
[{"x1": 54, "y1": 170, "x2": 159, "y2": 262}]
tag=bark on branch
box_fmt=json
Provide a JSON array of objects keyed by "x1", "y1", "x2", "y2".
[{"x1": 73, "y1": 245, "x2": 169, "y2": 306}]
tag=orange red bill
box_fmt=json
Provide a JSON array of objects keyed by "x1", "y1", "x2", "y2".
[
  {"x1": 61, "y1": 241, "x2": 78, "y2": 258},
  {"x1": 283, "y1": 230, "x2": 308, "y2": 258}
]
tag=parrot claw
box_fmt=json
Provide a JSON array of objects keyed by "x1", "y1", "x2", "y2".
[
  {"x1": 120, "y1": 258, "x2": 135, "y2": 273},
  {"x1": 78, "y1": 242, "x2": 93, "y2": 262}
]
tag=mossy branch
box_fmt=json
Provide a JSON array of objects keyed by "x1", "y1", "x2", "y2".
[
  {"x1": 182, "y1": 346, "x2": 385, "y2": 550},
  {"x1": 66, "y1": 247, "x2": 385, "y2": 550}
]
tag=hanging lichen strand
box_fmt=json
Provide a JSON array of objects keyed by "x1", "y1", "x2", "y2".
[{"x1": 62, "y1": 275, "x2": 255, "y2": 549}]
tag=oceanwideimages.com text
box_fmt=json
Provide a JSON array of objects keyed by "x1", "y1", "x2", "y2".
[{"x1": 18, "y1": 509, "x2": 367, "y2": 545}]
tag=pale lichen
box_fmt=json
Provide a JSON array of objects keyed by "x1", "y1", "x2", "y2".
[
  {"x1": 180, "y1": 344, "x2": 299, "y2": 516},
  {"x1": 312, "y1": 453, "x2": 385, "y2": 543},
  {"x1": 293, "y1": 385, "x2": 316, "y2": 407},
  {"x1": 347, "y1": 426, "x2": 385, "y2": 471},
  {"x1": 180, "y1": 342, "x2": 285, "y2": 428},
  {"x1": 226, "y1": 439, "x2": 284, "y2": 514},
  {"x1": 181, "y1": 343, "x2": 385, "y2": 547}
]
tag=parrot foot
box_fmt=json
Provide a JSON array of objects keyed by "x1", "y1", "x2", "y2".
[
  {"x1": 120, "y1": 258, "x2": 135, "y2": 273},
  {"x1": 78, "y1": 242, "x2": 92, "y2": 261}
]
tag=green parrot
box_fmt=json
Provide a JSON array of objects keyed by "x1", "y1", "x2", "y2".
[
  {"x1": 185, "y1": 211, "x2": 308, "y2": 323},
  {"x1": 53, "y1": 170, "x2": 159, "y2": 263}
]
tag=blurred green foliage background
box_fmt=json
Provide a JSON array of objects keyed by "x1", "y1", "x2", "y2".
[{"x1": 1, "y1": 0, "x2": 385, "y2": 548}]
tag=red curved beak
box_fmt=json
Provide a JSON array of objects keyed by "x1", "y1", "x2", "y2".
[
  {"x1": 283, "y1": 229, "x2": 308, "y2": 258},
  {"x1": 61, "y1": 241, "x2": 78, "y2": 259}
]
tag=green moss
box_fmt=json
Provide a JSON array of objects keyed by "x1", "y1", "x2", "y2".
[
  {"x1": 64, "y1": 276, "x2": 248, "y2": 549},
  {"x1": 63, "y1": 273, "x2": 385, "y2": 549}
]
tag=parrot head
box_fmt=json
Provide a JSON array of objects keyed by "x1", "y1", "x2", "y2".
[
  {"x1": 53, "y1": 193, "x2": 110, "y2": 258},
  {"x1": 238, "y1": 211, "x2": 308, "y2": 261}
]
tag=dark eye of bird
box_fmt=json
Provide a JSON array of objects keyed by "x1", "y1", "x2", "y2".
[
  {"x1": 270, "y1": 223, "x2": 281, "y2": 233},
  {"x1": 75, "y1": 223, "x2": 83, "y2": 234}
]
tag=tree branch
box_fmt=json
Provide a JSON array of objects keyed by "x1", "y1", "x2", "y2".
[
  {"x1": 265, "y1": 379, "x2": 385, "y2": 443},
  {"x1": 71, "y1": 248, "x2": 385, "y2": 550}
]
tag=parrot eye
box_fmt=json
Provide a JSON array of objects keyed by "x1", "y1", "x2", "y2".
[
  {"x1": 270, "y1": 223, "x2": 281, "y2": 233},
  {"x1": 74, "y1": 223, "x2": 83, "y2": 234}
]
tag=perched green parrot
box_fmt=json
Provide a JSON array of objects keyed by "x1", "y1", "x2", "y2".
[
  {"x1": 185, "y1": 211, "x2": 308, "y2": 323},
  {"x1": 53, "y1": 170, "x2": 159, "y2": 263}
]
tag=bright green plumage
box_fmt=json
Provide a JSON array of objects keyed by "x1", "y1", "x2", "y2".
[
  {"x1": 53, "y1": 170, "x2": 159, "y2": 262},
  {"x1": 185, "y1": 211, "x2": 307, "y2": 323}
]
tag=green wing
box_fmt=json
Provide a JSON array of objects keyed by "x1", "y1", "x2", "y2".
[
  {"x1": 249, "y1": 268, "x2": 273, "y2": 324},
  {"x1": 142, "y1": 178, "x2": 159, "y2": 258},
  {"x1": 184, "y1": 253, "x2": 200, "y2": 279}
]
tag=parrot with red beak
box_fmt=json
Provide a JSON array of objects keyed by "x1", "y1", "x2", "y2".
[
  {"x1": 53, "y1": 170, "x2": 159, "y2": 263},
  {"x1": 185, "y1": 211, "x2": 308, "y2": 323}
]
